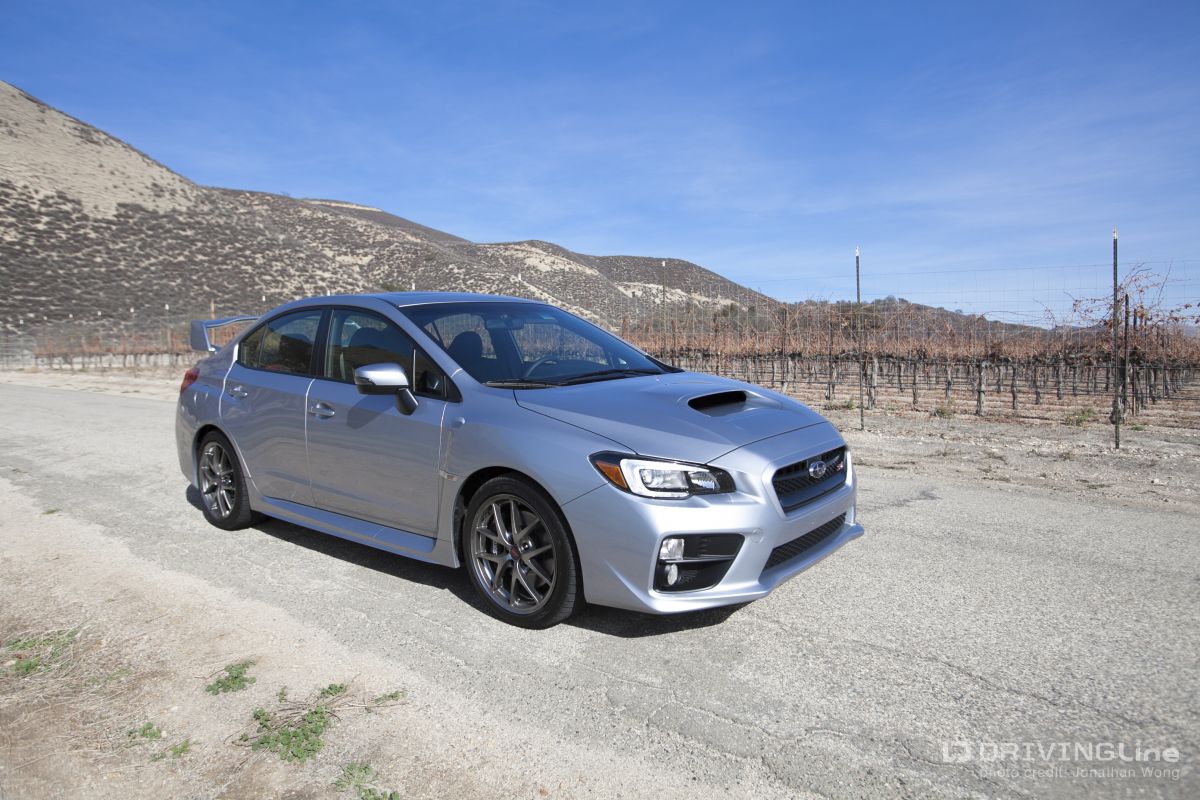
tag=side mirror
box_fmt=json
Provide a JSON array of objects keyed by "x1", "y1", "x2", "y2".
[{"x1": 353, "y1": 363, "x2": 419, "y2": 415}]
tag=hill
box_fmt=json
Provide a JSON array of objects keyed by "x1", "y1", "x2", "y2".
[{"x1": 0, "y1": 80, "x2": 772, "y2": 334}]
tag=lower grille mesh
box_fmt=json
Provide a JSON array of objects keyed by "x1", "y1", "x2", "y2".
[{"x1": 763, "y1": 513, "x2": 846, "y2": 571}]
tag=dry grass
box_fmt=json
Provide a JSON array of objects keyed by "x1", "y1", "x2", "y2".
[
  {"x1": 230, "y1": 682, "x2": 405, "y2": 764},
  {"x1": 0, "y1": 620, "x2": 161, "y2": 780}
]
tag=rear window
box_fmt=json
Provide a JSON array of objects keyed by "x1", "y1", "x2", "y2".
[{"x1": 238, "y1": 310, "x2": 322, "y2": 375}]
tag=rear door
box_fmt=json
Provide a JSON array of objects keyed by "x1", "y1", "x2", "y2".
[
  {"x1": 305, "y1": 308, "x2": 449, "y2": 536},
  {"x1": 221, "y1": 308, "x2": 325, "y2": 505}
]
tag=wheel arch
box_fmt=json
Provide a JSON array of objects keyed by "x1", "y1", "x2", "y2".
[
  {"x1": 453, "y1": 467, "x2": 583, "y2": 581},
  {"x1": 191, "y1": 424, "x2": 250, "y2": 486}
]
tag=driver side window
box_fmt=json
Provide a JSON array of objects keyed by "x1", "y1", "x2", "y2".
[{"x1": 324, "y1": 309, "x2": 449, "y2": 398}]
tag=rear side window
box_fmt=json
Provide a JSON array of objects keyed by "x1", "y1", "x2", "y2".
[
  {"x1": 237, "y1": 310, "x2": 323, "y2": 375},
  {"x1": 324, "y1": 309, "x2": 449, "y2": 399}
]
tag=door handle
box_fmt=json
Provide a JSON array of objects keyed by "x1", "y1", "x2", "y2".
[
  {"x1": 228, "y1": 385, "x2": 249, "y2": 399},
  {"x1": 308, "y1": 402, "x2": 336, "y2": 419}
]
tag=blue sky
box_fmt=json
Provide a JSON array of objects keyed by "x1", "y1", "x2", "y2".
[{"x1": 2, "y1": 1, "x2": 1197, "y2": 321}]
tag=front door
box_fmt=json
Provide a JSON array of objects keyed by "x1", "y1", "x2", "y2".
[
  {"x1": 220, "y1": 308, "x2": 324, "y2": 505},
  {"x1": 305, "y1": 308, "x2": 447, "y2": 536}
]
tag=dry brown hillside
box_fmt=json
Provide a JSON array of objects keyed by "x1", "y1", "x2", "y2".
[{"x1": 0, "y1": 80, "x2": 772, "y2": 334}]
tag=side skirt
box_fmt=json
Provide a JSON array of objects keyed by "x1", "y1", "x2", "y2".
[{"x1": 256, "y1": 496, "x2": 459, "y2": 567}]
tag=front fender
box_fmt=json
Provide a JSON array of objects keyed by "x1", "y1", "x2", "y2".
[{"x1": 434, "y1": 389, "x2": 624, "y2": 563}]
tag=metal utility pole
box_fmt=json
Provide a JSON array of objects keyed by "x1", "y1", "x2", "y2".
[
  {"x1": 1111, "y1": 227, "x2": 1122, "y2": 449},
  {"x1": 856, "y1": 247, "x2": 864, "y2": 431}
]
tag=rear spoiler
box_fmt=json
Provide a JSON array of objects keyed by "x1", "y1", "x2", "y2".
[{"x1": 189, "y1": 315, "x2": 260, "y2": 353}]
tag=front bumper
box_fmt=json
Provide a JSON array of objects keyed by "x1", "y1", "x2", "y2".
[{"x1": 561, "y1": 422, "x2": 863, "y2": 613}]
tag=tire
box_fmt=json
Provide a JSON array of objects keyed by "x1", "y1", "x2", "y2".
[
  {"x1": 463, "y1": 476, "x2": 582, "y2": 629},
  {"x1": 196, "y1": 431, "x2": 258, "y2": 530}
]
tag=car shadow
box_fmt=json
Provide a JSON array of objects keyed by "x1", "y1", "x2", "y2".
[
  {"x1": 185, "y1": 486, "x2": 746, "y2": 638},
  {"x1": 186, "y1": 486, "x2": 481, "y2": 608}
]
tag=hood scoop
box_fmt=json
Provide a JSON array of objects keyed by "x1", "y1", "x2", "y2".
[{"x1": 688, "y1": 390, "x2": 749, "y2": 413}]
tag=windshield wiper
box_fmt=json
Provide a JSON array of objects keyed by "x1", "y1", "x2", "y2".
[
  {"x1": 555, "y1": 368, "x2": 662, "y2": 386},
  {"x1": 483, "y1": 379, "x2": 560, "y2": 389}
]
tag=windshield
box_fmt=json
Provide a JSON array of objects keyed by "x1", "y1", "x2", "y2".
[{"x1": 399, "y1": 301, "x2": 670, "y2": 387}]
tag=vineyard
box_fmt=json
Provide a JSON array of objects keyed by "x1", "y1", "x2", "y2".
[
  {"x1": 3, "y1": 268, "x2": 1197, "y2": 433},
  {"x1": 621, "y1": 273, "x2": 1200, "y2": 431}
]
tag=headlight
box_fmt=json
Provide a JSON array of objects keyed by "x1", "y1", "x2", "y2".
[{"x1": 589, "y1": 452, "x2": 735, "y2": 499}]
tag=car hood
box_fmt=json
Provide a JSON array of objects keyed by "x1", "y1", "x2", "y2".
[{"x1": 514, "y1": 372, "x2": 828, "y2": 464}]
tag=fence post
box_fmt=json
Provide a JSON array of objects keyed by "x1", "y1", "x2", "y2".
[
  {"x1": 868, "y1": 356, "x2": 878, "y2": 409},
  {"x1": 910, "y1": 358, "x2": 919, "y2": 409},
  {"x1": 975, "y1": 360, "x2": 986, "y2": 416},
  {"x1": 855, "y1": 247, "x2": 864, "y2": 430},
  {"x1": 1121, "y1": 294, "x2": 1130, "y2": 410},
  {"x1": 1109, "y1": 227, "x2": 1122, "y2": 449}
]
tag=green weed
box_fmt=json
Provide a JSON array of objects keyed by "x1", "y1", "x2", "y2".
[
  {"x1": 335, "y1": 762, "x2": 376, "y2": 791},
  {"x1": 1064, "y1": 407, "x2": 1097, "y2": 427},
  {"x1": 319, "y1": 683, "x2": 347, "y2": 699},
  {"x1": 239, "y1": 681, "x2": 400, "y2": 765},
  {"x1": 335, "y1": 762, "x2": 402, "y2": 800},
  {"x1": 357, "y1": 788, "x2": 403, "y2": 800},
  {"x1": 3, "y1": 629, "x2": 77, "y2": 676},
  {"x1": 205, "y1": 660, "x2": 256, "y2": 694},
  {"x1": 248, "y1": 705, "x2": 333, "y2": 763},
  {"x1": 129, "y1": 722, "x2": 162, "y2": 741},
  {"x1": 372, "y1": 690, "x2": 405, "y2": 705}
]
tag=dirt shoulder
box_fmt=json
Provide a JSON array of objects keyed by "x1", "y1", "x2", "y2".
[
  {"x1": 0, "y1": 474, "x2": 762, "y2": 800},
  {"x1": 827, "y1": 406, "x2": 1200, "y2": 516}
]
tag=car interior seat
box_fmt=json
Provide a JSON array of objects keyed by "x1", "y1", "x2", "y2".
[
  {"x1": 343, "y1": 326, "x2": 406, "y2": 380},
  {"x1": 447, "y1": 330, "x2": 487, "y2": 377}
]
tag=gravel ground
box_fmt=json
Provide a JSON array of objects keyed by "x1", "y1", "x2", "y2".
[{"x1": 0, "y1": 373, "x2": 1196, "y2": 799}]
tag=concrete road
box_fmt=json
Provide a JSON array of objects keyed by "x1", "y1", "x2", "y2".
[{"x1": 0, "y1": 382, "x2": 1195, "y2": 798}]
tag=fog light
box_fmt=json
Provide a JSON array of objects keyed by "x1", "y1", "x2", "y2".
[
  {"x1": 664, "y1": 563, "x2": 680, "y2": 586},
  {"x1": 659, "y1": 537, "x2": 684, "y2": 561}
]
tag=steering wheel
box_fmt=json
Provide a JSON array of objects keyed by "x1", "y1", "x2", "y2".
[{"x1": 522, "y1": 356, "x2": 560, "y2": 379}]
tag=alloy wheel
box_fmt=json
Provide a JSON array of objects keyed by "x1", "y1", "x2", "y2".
[
  {"x1": 469, "y1": 494, "x2": 558, "y2": 614},
  {"x1": 199, "y1": 442, "x2": 237, "y2": 519}
]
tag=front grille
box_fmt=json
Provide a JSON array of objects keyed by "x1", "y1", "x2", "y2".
[
  {"x1": 772, "y1": 447, "x2": 847, "y2": 512},
  {"x1": 763, "y1": 513, "x2": 846, "y2": 571}
]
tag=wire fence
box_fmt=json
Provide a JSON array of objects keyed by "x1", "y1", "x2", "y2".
[{"x1": 3, "y1": 245, "x2": 1197, "y2": 434}]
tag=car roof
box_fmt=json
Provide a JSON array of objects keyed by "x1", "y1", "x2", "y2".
[
  {"x1": 382, "y1": 291, "x2": 543, "y2": 308},
  {"x1": 277, "y1": 291, "x2": 544, "y2": 310},
  {"x1": 260, "y1": 292, "x2": 547, "y2": 317}
]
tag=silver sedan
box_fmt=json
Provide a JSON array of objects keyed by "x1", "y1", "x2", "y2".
[{"x1": 176, "y1": 292, "x2": 863, "y2": 628}]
